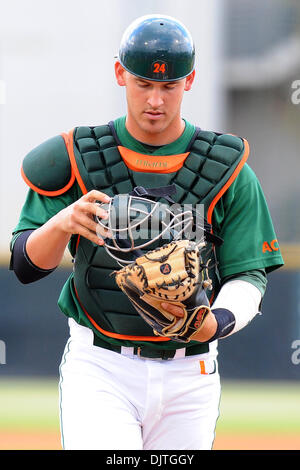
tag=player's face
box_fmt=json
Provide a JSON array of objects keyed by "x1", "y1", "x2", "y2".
[{"x1": 115, "y1": 62, "x2": 195, "y2": 144}]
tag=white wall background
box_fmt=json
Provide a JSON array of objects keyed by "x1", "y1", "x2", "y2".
[{"x1": 0, "y1": 0, "x2": 226, "y2": 256}]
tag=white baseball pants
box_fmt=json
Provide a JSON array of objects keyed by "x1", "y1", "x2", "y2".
[{"x1": 59, "y1": 318, "x2": 221, "y2": 450}]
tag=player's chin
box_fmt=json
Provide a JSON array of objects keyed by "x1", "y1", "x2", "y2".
[{"x1": 141, "y1": 114, "x2": 168, "y2": 132}]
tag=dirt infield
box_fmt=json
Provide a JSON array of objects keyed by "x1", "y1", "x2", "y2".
[
  {"x1": 0, "y1": 431, "x2": 62, "y2": 450},
  {"x1": 213, "y1": 433, "x2": 300, "y2": 450},
  {"x1": 0, "y1": 431, "x2": 299, "y2": 451}
]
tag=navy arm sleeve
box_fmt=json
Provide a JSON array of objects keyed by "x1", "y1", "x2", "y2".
[{"x1": 10, "y1": 230, "x2": 56, "y2": 284}]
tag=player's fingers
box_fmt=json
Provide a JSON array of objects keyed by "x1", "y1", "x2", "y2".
[
  {"x1": 68, "y1": 206, "x2": 103, "y2": 239},
  {"x1": 84, "y1": 189, "x2": 111, "y2": 204},
  {"x1": 79, "y1": 201, "x2": 109, "y2": 219},
  {"x1": 96, "y1": 224, "x2": 113, "y2": 240},
  {"x1": 161, "y1": 302, "x2": 184, "y2": 317},
  {"x1": 75, "y1": 220, "x2": 105, "y2": 245}
]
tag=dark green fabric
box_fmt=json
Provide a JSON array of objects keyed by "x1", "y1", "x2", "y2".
[
  {"x1": 71, "y1": 123, "x2": 247, "y2": 340},
  {"x1": 22, "y1": 135, "x2": 71, "y2": 192},
  {"x1": 72, "y1": 123, "x2": 244, "y2": 213},
  {"x1": 114, "y1": 116, "x2": 195, "y2": 155},
  {"x1": 212, "y1": 164, "x2": 284, "y2": 278},
  {"x1": 11, "y1": 118, "x2": 284, "y2": 351},
  {"x1": 223, "y1": 269, "x2": 267, "y2": 297},
  {"x1": 92, "y1": 334, "x2": 209, "y2": 357}
]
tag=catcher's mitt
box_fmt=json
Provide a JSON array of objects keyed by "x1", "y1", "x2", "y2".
[{"x1": 114, "y1": 239, "x2": 212, "y2": 343}]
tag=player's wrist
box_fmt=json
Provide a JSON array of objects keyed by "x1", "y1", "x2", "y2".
[
  {"x1": 192, "y1": 311, "x2": 218, "y2": 343},
  {"x1": 51, "y1": 207, "x2": 74, "y2": 237},
  {"x1": 208, "y1": 308, "x2": 236, "y2": 342}
]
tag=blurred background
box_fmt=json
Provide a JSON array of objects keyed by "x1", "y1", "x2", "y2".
[{"x1": 0, "y1": 0, "x2": 299, "y2": 450}]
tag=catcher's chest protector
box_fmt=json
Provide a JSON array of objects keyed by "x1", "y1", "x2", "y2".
[
  {"x1": 21, "y1": 122, "x2": 249, "y2": 341},
  {"x1": 62, "y1": 123, "x2": 249, "y2": 340}
]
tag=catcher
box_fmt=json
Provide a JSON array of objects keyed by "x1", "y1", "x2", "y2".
[{"x1": 10, "y1": 15, "x2": 284, "y2": 450}]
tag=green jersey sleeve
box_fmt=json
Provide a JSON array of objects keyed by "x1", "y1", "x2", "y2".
[
  {"x1": 11, "y1": 183, "x2": 82, "y2": 256},
  {"x1": 13, "y1": 185, "x2": 79, "y2": 231},
  {"x1": 213, "y1": 163, "x2": 284, "y2": 279}
]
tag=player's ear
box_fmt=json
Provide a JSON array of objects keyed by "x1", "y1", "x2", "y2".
[
  {"x1": 115, "y1": 61, "x2": 127, "y2": 86},
  {"x1": 184, "y1": 70, "x2": 195, "y2": 91}
]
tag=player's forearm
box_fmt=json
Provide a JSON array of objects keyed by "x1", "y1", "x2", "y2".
[
  {"x1": 26, "y1": 190, "x2": 110, "y2": 270},
  {"x1": 26, "y1": 215, "x2": 72, "y2": 270},
  {"x1": 11, "y1": 190, "x2": 110, "y2": 283},
  {"x1": 210, "y1": 279, "x2": 262, "y2": 338}
]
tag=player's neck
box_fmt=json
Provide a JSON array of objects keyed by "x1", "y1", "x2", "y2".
[{"x1": 125, "y1": 115, "x2": 185, "y2": 146}]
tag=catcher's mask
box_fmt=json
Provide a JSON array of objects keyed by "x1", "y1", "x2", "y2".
[{"x1": 95, "y1": 185, "x2": 222, "y2": 265}]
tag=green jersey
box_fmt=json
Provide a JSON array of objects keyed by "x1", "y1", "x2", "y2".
[{"x1": 11, "y1": 117, "x2": 284, "y2": 346}]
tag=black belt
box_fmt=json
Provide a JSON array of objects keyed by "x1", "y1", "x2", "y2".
[{"x1": 93, "y1": 334, "x2": 209, "y2": 360}]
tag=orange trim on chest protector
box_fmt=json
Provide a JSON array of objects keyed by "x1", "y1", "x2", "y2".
[
  {"x1": 61, "y1": 130, "x2": 89, "y2": 195},
  {"x1": 207, "y1": 138, "x2": 250, "y2": 225},
  {"x1": 118, "y1": 146, "x2": 190, "y2": 173},
  {"x1": 73, "y1": 283, "x2": 171, "y2": 342}
]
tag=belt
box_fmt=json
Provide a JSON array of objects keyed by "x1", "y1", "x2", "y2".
[{"x1": 93, "y1": 334, "x2": 209, "y2": 360}]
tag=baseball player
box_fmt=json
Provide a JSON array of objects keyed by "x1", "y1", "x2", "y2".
[{"x1": 10, "y1": 14, "x2": 284, "y2": 450}]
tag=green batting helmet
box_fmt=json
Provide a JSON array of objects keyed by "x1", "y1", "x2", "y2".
[{"x1": 118, "y1": 14, "x2": 195, "y2": 82}]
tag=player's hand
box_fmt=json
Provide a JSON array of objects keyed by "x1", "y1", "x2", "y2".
[
  {"x1": 55, "y1": 190, "x2": 111, "y2": 245},
  {"x1": 160, "y1": 302, "x2": 218, "y2": 343}
]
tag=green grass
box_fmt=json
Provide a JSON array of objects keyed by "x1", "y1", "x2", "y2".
[
  {"x1": 0, "y1": 378, "x2": 60, "y2": 431},
  {"x1": 217, "y1": 380, "x2": 300, "y2": 434},
  {"x1": 0, "y1": 378, "x2": 299, "y2": 435}
]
